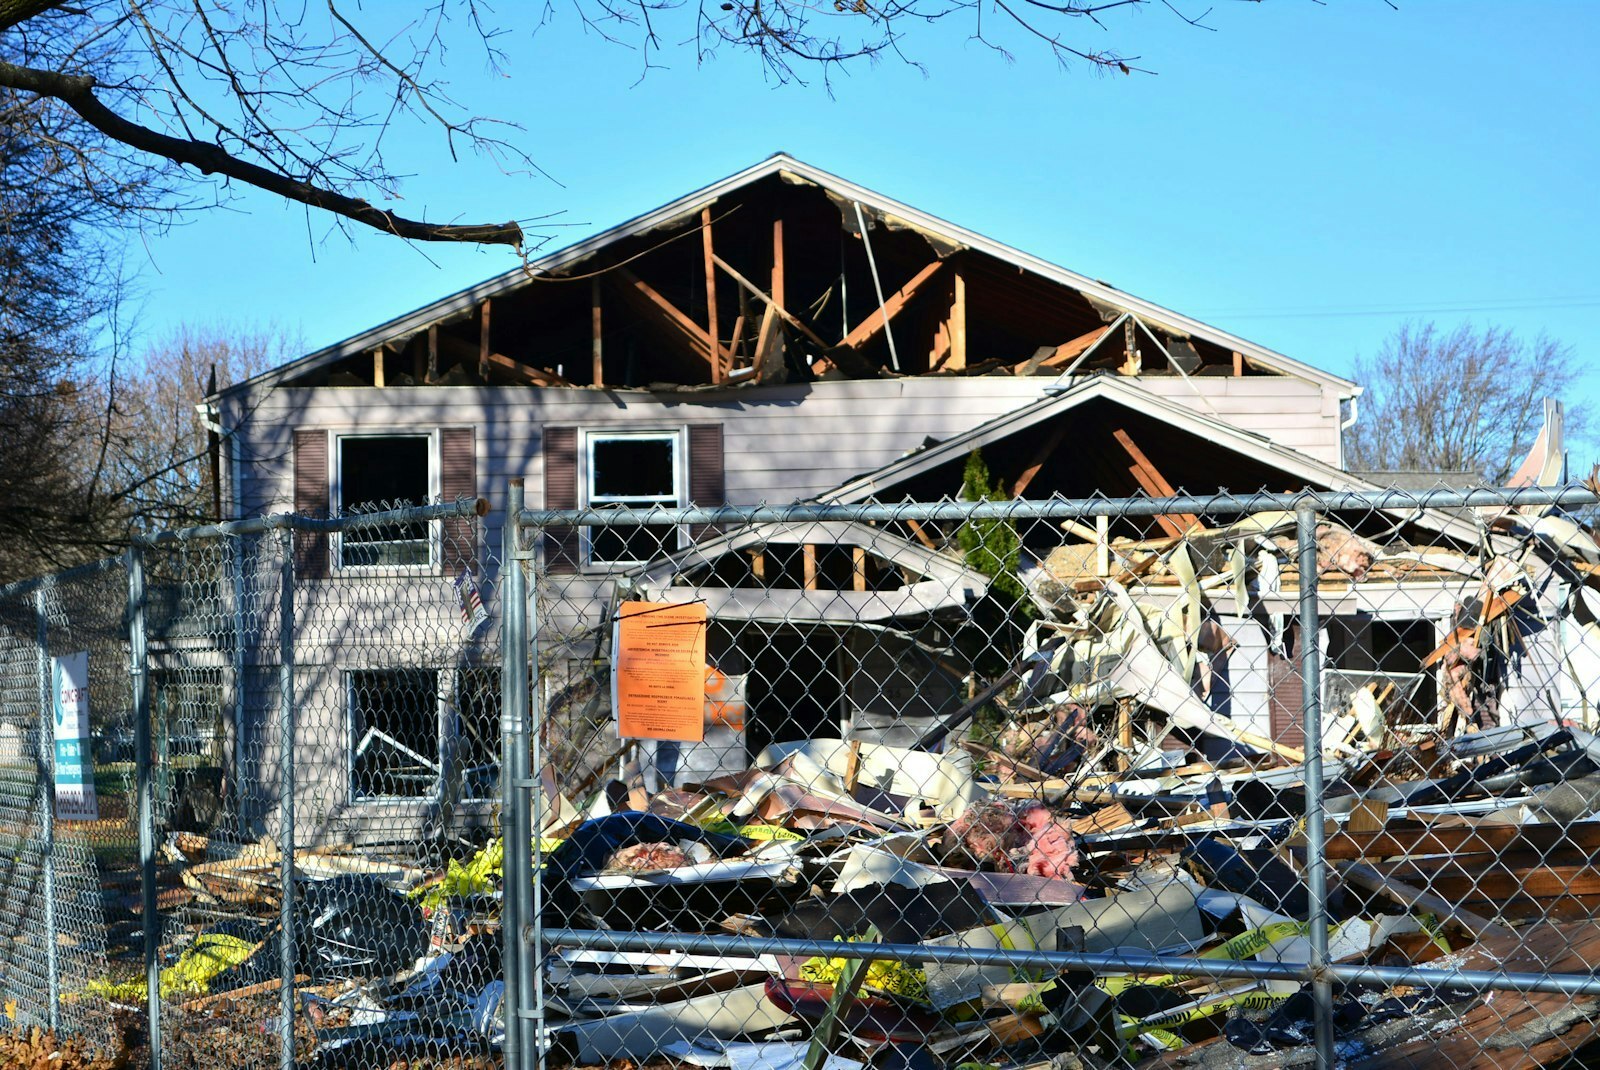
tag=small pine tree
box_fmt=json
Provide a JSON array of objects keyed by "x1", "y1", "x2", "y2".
[{"x1": 957, "y1": 449, "x2": 1031, "y2": 611}]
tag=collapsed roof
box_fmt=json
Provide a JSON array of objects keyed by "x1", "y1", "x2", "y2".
[{"x1": 212, "y1": 154, "x2": 1360, "y2": 399}]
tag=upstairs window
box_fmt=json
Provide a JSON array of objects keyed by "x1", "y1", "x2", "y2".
[
  {"x1": 583, "y1": 431, "x2": 683, "y2": 566},
  {"x1": 337, "y1": 434, "x2": 434, "y2": 568}
]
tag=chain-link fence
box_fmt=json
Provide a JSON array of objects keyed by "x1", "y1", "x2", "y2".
[
  {"x1": 0, "y1": 496, "x2": 504, "y2": 1070},
  {"x1": 9, "y1": 484, "x2": 1600, "y2": 1070},
  {"x1": 510, "y1": 483, "x2": 1600, "y2": 1070}
]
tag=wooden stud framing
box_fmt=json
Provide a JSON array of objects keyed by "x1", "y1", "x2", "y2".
[
  {"x1": 772, "y1": 217, "x2": 785, "y2": 309},
  {"x1": 701, "y1": 207, "x2": 724, "y2": 382},
  {"x1": 712, "y1": 253, "x2": 829, "y2": 349},
  {"x1": 802, "y1": 545, "x2": 819, "y2": 591},
  {"x1": 479, "y1": 300, "x2": 491, "y2": 382},
  {"x1": 1095, "y1": 515, "x2": 1111, "y2": 577},
  {"x1": 852, "y1": 546, "x2": 868, "y2": 592},
  {"x1": 1232, "y1": 350, "x2": 1244, "y2": 377},
  {"x1": 839, "y1": 260, "x2": 945, "y2": 350},
  {"x1": 591, "y1": 278, "x2": 604, "y2": 386},
  {"x1": 751, "y1": 549, "x2": 766, "y2": 584},
  {"x1": 372, "y1": 347, "x2": 385, "y2": 388},
  {"x1": 427, "y1": 325, "x2": 439, "y2": 383},
  {"x1": 1111, "y1": 427, "x2": 1198, "y2": 538},
  {"x1": 949, "y1": 269, "x2": 967, "y2": 371}
]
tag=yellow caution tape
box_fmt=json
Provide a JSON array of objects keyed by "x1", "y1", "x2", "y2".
[
  {"x1": 1098, "y1": 919, "x2": 1322, "y2": 997},
  {"x1": 88, "y1": 932, "x2": 258, "y2": 1002},
  {"x1": 799, "y1": 936, "x2": 930, "y2": 1002}
]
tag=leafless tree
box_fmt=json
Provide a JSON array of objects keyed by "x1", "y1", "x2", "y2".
[
  {"x1": 0, "y1": 1, "x2": 1257, "y2": 250},
  {"x1": 1345, "y1": 321, "x2": 1590, "y2": 485},
  {"x1": 100, "y1": 321, "x2": 295, "y2": 532}
]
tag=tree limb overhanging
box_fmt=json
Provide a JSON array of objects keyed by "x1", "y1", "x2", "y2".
[{"x1": 0, "y1": 57, "x2": 525, "y2": 246}]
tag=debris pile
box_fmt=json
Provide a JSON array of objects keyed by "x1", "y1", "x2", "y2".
[{"x1": 110, "y1": 497, "x2": 1600, "y2": 1069}]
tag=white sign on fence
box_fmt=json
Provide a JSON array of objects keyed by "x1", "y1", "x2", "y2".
[{"x1": 52, "y1": 651, "x2": 98, "y2": 821}]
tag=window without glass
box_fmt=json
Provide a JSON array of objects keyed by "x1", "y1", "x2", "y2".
[
  {"x1": 349, "y1": 668, "x2": 440, "y2": 800},
  {"x1": 454, "y1": 668, "x2": 502, "y2": 801},
  {"x1": 584, "y1": 431, "x2": 682, "y2": 565},
  {"x1": 338, "y1": 435, "x2": 432, "y2": 567}
]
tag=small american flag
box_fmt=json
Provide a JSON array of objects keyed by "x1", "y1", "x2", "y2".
[{"x1": 454, "y1": 570, "x2": 490, "y2": 633}]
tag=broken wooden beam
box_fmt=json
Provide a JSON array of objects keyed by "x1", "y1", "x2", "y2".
[
  {"x1": 839, "y1": 260, "x2": 945, "y2": 351},
  {"x1": 1110, "y1": 427, "x2": 1199, "y2": 538},
  {"x1": 712, "y1": 253, "x2": 829, "y2": 349}
]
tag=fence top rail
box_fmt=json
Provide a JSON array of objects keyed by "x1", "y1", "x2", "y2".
[
  {"x1": 0, "y1": 552, "x2": 127, "y2": 606},
  {"x1": 135, "y1": 495, "x2": 490, "y2": 546},
  {"x1": 516, "y1": 485, "x2": 1598, "y2": 528}
]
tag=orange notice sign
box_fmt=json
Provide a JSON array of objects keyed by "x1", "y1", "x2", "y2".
[{"x1": 614, "y1": 601, "x2": 708, "y2": 741}]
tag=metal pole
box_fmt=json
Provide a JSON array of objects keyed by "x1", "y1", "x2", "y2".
[
  {"x1": 1296, "y1": 505, "x2": 1335, "y2": 1070},
  {"x1": 499, "y1": 480, "x2": 526, "y2": 1070},
  {"x1": 515, "y1": 484, "x2": 1598, "y2": 530},
  {"x1": 35, "y1": 589, "x2": 59, "y2": 1032},
  {"x1": 276, "y1": 530, "x2": 296, "y2": 1070},
  {"x1": 541, "y1": 926, "x2": 1600, "y2": 997},
  {"x1": 522, "y1": 508, "x2": 545, "y2": 1070},
  {"x1": 128, "y1": 545, "x2": 161, "y2": 1069}
]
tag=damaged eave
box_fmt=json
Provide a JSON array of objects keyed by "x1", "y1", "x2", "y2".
[{"x1": 630, "y1": 519, "x2": 990, "y2": 623}]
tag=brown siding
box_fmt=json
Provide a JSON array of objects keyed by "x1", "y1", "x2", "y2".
[
  {"x1": 440, "y1": 427, "x2": 476, "y2": 576},
  {"x1": 293, "y1": 430, "x2": 329, "y2": 580},
  {"x1": 542, "y1": 426, "x2": 580, "y2": 573}
]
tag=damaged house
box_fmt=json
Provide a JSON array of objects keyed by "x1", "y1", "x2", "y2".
[{"x1": 199, "y1": 153, "x2": 1589, "y2": 843}]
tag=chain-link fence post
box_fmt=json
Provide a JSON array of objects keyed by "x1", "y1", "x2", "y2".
[
  {"x1": 128, "y1": 541, "x2": 161, "y2": 1070},
  {"x1": 501, "y1": 478, "x2": 529, "y2": 1070},
  {"x1": 33, "y1": 586, "x2": 60, "y2": 1033},
  {"x1": 1296, "y1": 502, "x2": 1335, "y2": 1068},
  {"x1": 277, "y1": 526, "x2": 297, "y2": 1070}
]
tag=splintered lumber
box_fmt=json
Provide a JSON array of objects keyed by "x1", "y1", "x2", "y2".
[
  {"x1": 1322, "y1": 819, "x2": 1600, "y2": 862},
  {"x1": 1338, "y1": 860, "x2": 1511, "y2": 941},
  {"x1": 1421, "y1": 587, "x2": 1526, "y2": 669},
  {"x1": 1070, "y1": 802, "x2": 1136, "y2": 836},
  {"x1": 1110, "y1": 428, "x2": 1199, "y2": 538},
  {"x1": 712, "y1": 253, "x2": 828, "y2": 348}
]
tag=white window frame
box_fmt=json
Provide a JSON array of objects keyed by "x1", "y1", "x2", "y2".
[
  {"x1": 579, "y1": 427, "x2": 687, "y2": 570},
  {"x1": 331, "y1": 430, "x2": 441, "y2": 571}
]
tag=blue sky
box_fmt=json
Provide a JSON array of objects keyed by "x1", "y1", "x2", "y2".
[{"x1": 133, "y1": 1, "x2": 1598, "y2": 413}]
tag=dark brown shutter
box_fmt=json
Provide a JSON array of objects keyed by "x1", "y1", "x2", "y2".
[
  {"x1": 293, "y1": 430, "x2": 330, "y2": 580},
  {"x1": 687, "y1": 423, "x2": 725, "y2": 539},
  {"x1": 1266, "y1": 626, "x2": 1305, "y2": 751},
  {"x1": 440, "y1": 428, "x2": 477, "y2": 576},
  {"x1": 542, "y1": 426, "x2": 581, "y2": 573}
]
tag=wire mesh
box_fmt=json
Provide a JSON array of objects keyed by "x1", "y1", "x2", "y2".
[
  {"x1": 516, "y1": 483, "x2": 1600, "y2": 1070},
  {"x1": 5, "y1": 483, "x2": 1600, "y2": 1070}
]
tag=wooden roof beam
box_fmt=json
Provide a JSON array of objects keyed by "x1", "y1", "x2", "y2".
[
  {"x1": 839, "y1": 260, "x2": 945, "y2": 351},
  {"x1": 613, "y1": 267, "x2": 717, "y2": 372},
  {"x1": 1111, "y1": 426, "x2": 1199, "y2": 538}
]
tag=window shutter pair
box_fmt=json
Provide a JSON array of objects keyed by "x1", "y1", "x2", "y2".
[
  {"x1": 541, "y1": 424, "x2": 725, "y2": 574},
  {"x1": 292, "y1": 428, "x2": 477, "y2": 577}
]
